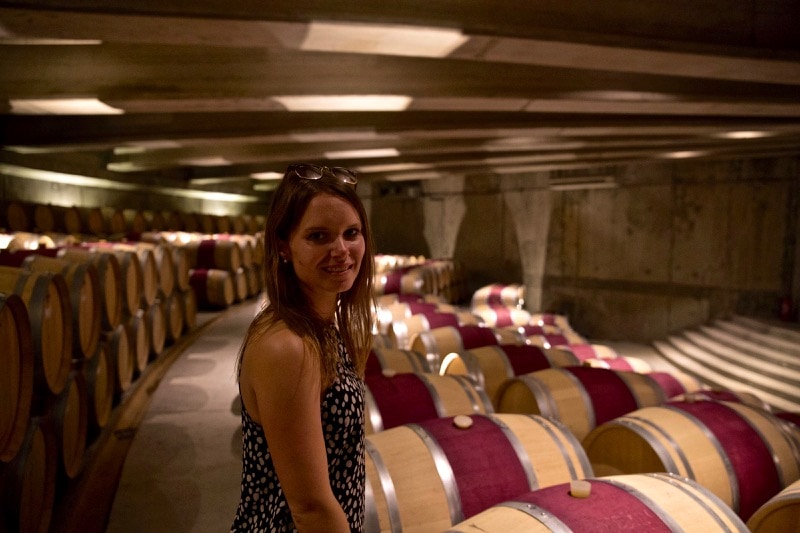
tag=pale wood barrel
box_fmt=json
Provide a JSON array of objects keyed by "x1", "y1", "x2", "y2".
[
  {"x1": 33, "y1": 204, "x2": 56, "y2": 234},
  {"x1": 582, "y1": 400, "x2": 800, "y2": 522},
  {"x1": 364, "y1": 372, "x2": 493, "y2": 433},
  {"x1": 582, "y1": 355, "x2": 652, "y2": 373},
  {"x1": 88, "y1": 245, "x2": 143, "y2": 317},
  {"x1": 0, "y1": 418, "x2": 57, "y2": 533},
  {"x1": 439, "y1": 344, "x2": 554, "y2": 409},
  {"x1": 0, "y1": 267, "x2": 72, "y2": 395},
  {"x1": 747, "y1": 477, "x2": 800, "y2": 533},
  {"x1": 365, "y1": 348, "x2": 433, "y2": 376},
  {"x1": 135, "y1": 242, "x2": 175, "y2": 298},
  {"x1": 189, "y1": 268, "x2": 234, "y2": 309},
  {"x1": 5, "y1": 201, "x2": 34, "y2": 232},
  {"x1": 181, "y1": 289, "x2": 198, "y2": 332},
  {"x1": 125, "y1": 309, "x2": 150, "y2": 374},
  {"x1": 81, "y1": 343, "x2": 115, "y2": 431},
  {"x1": 471, "y1": 283, "x2": 525, "y2": 309},
  {"x1": 410, "y1": 325, "x2": 500, "y2": 373},
  {"x1": 373, "y1": 266, "x2": 437, "y2": 297},
  {"x1": 471, "y1": 305, "x2": 531, "y2": 328},
  {"x1": 103, "y1": 323, "x2": 134, "y2": 396},
  {"x1": 171, "y1": 246, "x2": 191, "y2": 292},
  {"x1": 43, "y1": 370, "x2": 88, "y2": 479},
  {"x1": 232, "y1": 267, "x2": 248, "y2": 302},
  {"x1": 389, "y1": 312, "x2": 459, "y2": 350},
  {"x1": 122, "y1": 209, "x2": 148, "y2": 234},
  {"x1": 450, "y1": 473, "x2": 748, "y2": 532},
  {"x1": 365, "y1": 413, "x2": 593, "y2": 532},
  {"x1": 0, "y1": 293, "x2": 34, "y2": 463},
  {"x1": 21, "y1": 254, "x2": 101, "y2": 359},
  {"x1": 183, "y1": 238, "x2": 243, "y2": 271},
  {"x1": 495, "y1": 366, "x2": 667, "y2": 441},
  {"x1": 100, "y1": 207, "x2": 127, "y2": 235},
  {"x1": 647, "y1": 370, "x2": 706, "y2": 398},
  {"x1": 57, "y1": 246, "x2": 123, "y2": 330},
  {"x1": 146, "y1": 300, "x2": 167, "y2": 358},
  {"x1": 161, "y1": 292, "x2": 185, "y2": 344}
]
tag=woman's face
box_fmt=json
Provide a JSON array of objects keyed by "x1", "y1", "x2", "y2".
[{"x1": 283, "y1": 193, "x2": 365, "y2": 315}]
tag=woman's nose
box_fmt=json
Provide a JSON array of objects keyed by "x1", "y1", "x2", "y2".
[{"x1": 331, "y1": 236, "x2": 348, "y2": 256}]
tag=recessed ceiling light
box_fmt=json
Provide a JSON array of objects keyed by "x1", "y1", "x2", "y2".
[
  {"x1": 250, "y1": 171, "x2": 284, "y2": 181},
  {"x1": 273, "y1": 95, "x2": 412, "y2": 111},
  {"x1": 0, "y1": 38, "x2": 102, "y2": 45},
  {"x1": 663, "y1": 150, "x2": 706, "y2": 159},
  {"x1": 714, "y1": 130, "x2": 775, "y2": 139},
  {"x1": 384, "y1": 171, "x2": 444, "y2": 181},
  {"x1": 356, "y1": 163, "x2": 432, "y2": 172},
  {"x1": 9, "y1": 98, "x2": 123, "y2": 115},
  {"x1": 324, "y1": 148, "x2": 399, "y2": 159},
  {"x1": 564, "y1": 90, "x2": 676, "y2": 102},
  {"x1": 302, "y1": 21, "x2": 468, "y2": 58}
]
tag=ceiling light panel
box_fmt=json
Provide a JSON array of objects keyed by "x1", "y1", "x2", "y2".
[
  {"x1": 9, "y1": 98, "x2": 123, "y2": 115},
  {"x1": 272, "y1": 95, "x2": 412, "y2": 111},
  {"x1": 301, "y1": 21, "x2": 468, "y2": 58}
]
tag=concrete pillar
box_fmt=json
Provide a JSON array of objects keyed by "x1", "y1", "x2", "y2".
[{"x1": 501, "y1": 174, "x2": 550, "y2": 312}]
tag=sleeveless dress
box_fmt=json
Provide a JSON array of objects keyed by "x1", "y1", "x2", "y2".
[{"x1": 231, "y1": 327, "x2": 366, "y2": 532}]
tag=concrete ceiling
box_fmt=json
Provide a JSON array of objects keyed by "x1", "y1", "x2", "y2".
[{"x1": 1, "y1": 1, "x2": 800, "y2": 196}]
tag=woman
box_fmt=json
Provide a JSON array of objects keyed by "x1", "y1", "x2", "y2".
[{"x1": 232, "y1": 164, "x2": 375, "y2": 532}]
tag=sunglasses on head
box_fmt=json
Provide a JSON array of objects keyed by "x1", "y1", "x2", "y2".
[{"x1": 286, "y1": 163, "x2": 358, "y2": 186}]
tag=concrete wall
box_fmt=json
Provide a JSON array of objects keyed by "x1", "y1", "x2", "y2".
[{"x1": 368, "y1": 156, "x2": 799, "y2": 342}]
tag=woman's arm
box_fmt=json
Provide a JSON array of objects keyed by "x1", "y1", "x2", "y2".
[{"x1": 240, "y1": 326, "x2": 350, "y2": 532}]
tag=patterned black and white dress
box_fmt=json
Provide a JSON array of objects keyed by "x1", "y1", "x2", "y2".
[{"x1": 231, "y1": 327, "x2": 366, "y2": 532}]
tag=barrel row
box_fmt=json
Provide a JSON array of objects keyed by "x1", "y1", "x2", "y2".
[
  {"x1": 362, "y1": 340, "x2": 800, "y2": 527},
  {"x1": 2, "y1": 229, "x2": 264, "y2": 312},
  {"x1": 363, "y1": 407, "x2": 795, "y2": 532},
  {"x1": 373, "y1": 257, "x2": 468, "y2": 304},
  {"x1": 0, "y1": 246, "x2": 202, "y2": 533},
  {"x1": 2, "y1": 200, "x2": 265, "y2": 236},
  {"x1": 359, "y1": 370, "x2": 798, "y2": 529},
  {"x1": 133, "y1": 232, "x2": 265, "y2": 309}
]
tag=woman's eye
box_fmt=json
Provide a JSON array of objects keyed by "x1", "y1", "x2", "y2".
[
  {"x1": 307, "y1": 231, "x2": 326, "y2": 242},
  {"x1": 345, "y1": 228, "x2": 362, "y2": 239}
]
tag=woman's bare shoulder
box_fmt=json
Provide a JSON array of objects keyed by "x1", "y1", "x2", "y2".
[{"x1": 242, "y1": 321, "x2": 312, "y2": 379}]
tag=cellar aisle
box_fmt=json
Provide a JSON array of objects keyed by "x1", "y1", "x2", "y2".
[{"x1": 105, "y1": 300, "x2": 257, "y2": 533}]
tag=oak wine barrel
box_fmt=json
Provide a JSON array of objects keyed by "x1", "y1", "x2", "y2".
[
  {"x1": 20, "y1": 254, "x2": 101, "y2": 360},
  {"x1": 43, "y1": 370, "x2": 88, "y2": 479},
  {"x1": 439, "y1": 344, "x2": 555, "y2": 408},
  {"x1": 366, "y1": 413, "x2": 593, "y2": 532},
  {"x1": 449, "y1": 473, "x2": 748, "y2": 533},
  {"x1": 0, "y1": 267, "x2": 72, "y2": 395},
  {"x1": 57, "y1": 246, "x2": 123, "y2": 330},
  {"x1": 0, "y1": 293, "x2": 34, "y2": 463},
  {"x1": 364, "y1": 372, "x2": 493, "y2": 433},
  {"x1": 410, "y1": 325, "x2": 500, "y2": 373},
  {"x1": 103, "y1": 323, "x2": 134, "y2": 396},
  {"x1": 0, "y1": 418, "x2": 57, "y2": 533},
  {"x1": 495, "y1": 366, "x2": 667, "y2": 441},
  {"x1": 81, "y1": 343, "x2": 115, "y2": 431},
  {"x1": 747, "y1": 477, "x2": 800, "y2": 533},
  {"x1": 189, "y1": 268, "x2": 235, "y2": 309},
  {"x1": 582, "y1": 400, "x2": 800, "y2": 521},
  {"x1": 365, "y1": 348, "x2": 433, "y2": 376},
  {"x1": 471, "y1": 283, "x2": 525, "y2": 309}
]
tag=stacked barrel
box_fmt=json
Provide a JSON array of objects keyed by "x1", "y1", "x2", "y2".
[
  {"x1": 363, "y1": 271, "x2": 800, "y2": 531},
  {"x1": 373, "y1": 253, "x2": 466, "y2": 304},
  {"x1": 0, "y1": 205, "x2": 263, "y2": 533}
]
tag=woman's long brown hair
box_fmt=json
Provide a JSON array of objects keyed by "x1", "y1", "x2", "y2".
[{"x1": 236, "y1": 167, "x2": 375, "y2": 389}]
